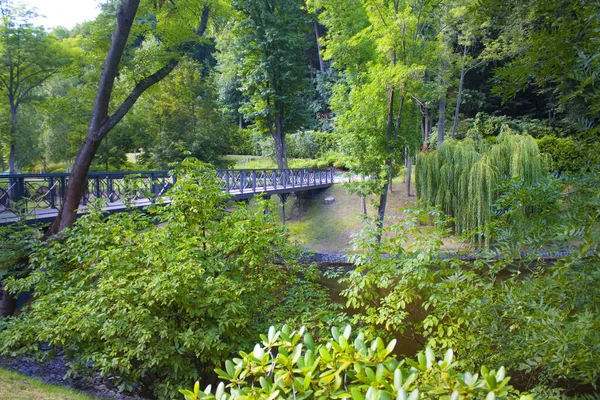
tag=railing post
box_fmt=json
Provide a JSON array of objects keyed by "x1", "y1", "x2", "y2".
[
  {"x1": 10, "y1": 177, "x2": 24, "y2": 204},
  {"x1": 225, "y1": 171, "x2": 230, "y2": 193},
  {"x1": 240, "y1": 171, "x2": 245, "y2": 194},
  {"x1": 95, "y1": 177, "x2": 101, "y2": 200},
  {"x1": 263, "y1": 170, "x2": 267, "y2": 192},
  {"x1": 252, "y1": 170, "x2": 257, "y2": 193},
  {"x1": 49, "y1": 177, "x2": 56, "y2": 209},
  {"x1": 282, "y1": 169, "x2": 287, "y2": 189},
  {"x1": 60, "y1": 177, "x2": 66, "y2": 207},
  {"x1": 149, "y1": 173, "x2": 157, "y2": 196}
]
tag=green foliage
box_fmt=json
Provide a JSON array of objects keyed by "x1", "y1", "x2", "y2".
[
  {"x1": 461, "y1": 113, "x2": 559, "y2": 140},
  {"x1": 249, "y1": 130, "x2": 341, "y2": 161},
  {"x1": 0, "y1": 159, "x2": 339, "y2": 399},
  {"x1": 536, "y1": 135, "x2": 600, "y2": 174},
  {"x1": 215, "y1": 0, "x2": 311, "y2": 165},
  {"x1": 477, "y1": 0, "x2": 600, "y2": 133},
  {"x1": 416, "y1": 132, "x2": 549, "y2": 240},
  {"x1": 342, "y1": 173, "x2": 600, "y2": 392},
  {"x1": 0, "y1": 221, "x2": 40, "y2": 282},
  {"x1": 131, "y1": 63, "x2": 237, "y2": 169},
  {"x1": 0, "y1": 3, "x2": 73, "y2": 172},
  {"x1": 181, "y1": 325, "x2": 531, "y2": 400}
]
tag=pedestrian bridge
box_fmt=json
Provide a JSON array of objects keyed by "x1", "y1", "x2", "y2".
[{"x1": 0, "y1": 168, "x2": 337, "y2": 225}]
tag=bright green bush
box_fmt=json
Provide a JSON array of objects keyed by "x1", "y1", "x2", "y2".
[
  {"x1": 0, "y1": 159, "x2": 341, "y2": 399},
  {"x1": 180, "y1": 325, "x2": 532, "y2": 400},
  {"x1": 246, "y1": 130, "x2": 342, "y2": 163},
  {"x1": 536, "y1": 135, "x2": 600, "y2": 174},
  {"x1": 461, "y1": 113, "x2": 558, "y2": 140}
]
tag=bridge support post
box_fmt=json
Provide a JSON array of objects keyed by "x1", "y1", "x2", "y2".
[
  {"x1": 296, "y1": 193, "x2": 302, "y2": 220},
  {"x1": 278, "y1": 193, "x2": 289, "y2": 225}
]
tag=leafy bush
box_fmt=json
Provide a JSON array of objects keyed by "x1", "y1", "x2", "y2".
[
  {"x1": 0, "y1": 221, "x2": 40, "y2": 316},
  {"x1": 0, "y1": 159, "x2": 341, "y2": 399},
  {"x1": 461, "y1": 113, "x2": 559, "y2": 140},
  {"x1": 247, "y1": 131, "x2": 341, "y2": 162},
  {"x1": 536, "y1": 135, "x2": 599, "y2": 174},
  {"x1": 342, "y1": 174, "x2": 600, "y2": 393},
  {"x1": 181, "y1": 325, "x2": 531, "y2": 400}
]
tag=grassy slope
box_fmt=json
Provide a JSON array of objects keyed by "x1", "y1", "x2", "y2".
[{"x1": 0, "y1": 368, "x2": 97, "y2": 400}]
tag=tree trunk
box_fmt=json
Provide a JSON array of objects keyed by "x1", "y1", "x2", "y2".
[
  {"x1": 423, "y1": 106, "x2": 430, "y2": 151},
  {"x1": 437, "y1": 94, "x2": 446, "y2": 149},
  {"x1": 47, "y1": 2, "x2": 210, "y2": 234},
  {"x1": 0, "y1": 281, "x2": 16, "y2": 317},
  {"x1": 273, "y1": 107, "x2": 288, "y2": 170},
  {"x1": 314, "y1": 20, "x2": 325, "y2": 73},
  {"x1": 452, "y1": 46, "x2": 468, "y2": 139},
  {"x1": 377, "y1": 85, "x2": 395, "y2": 233},
  {"x1": 8, "y1": 103, "x2": 17, "y2": 174},
  {"x1": 406, "y1": 153, "x2": 412, "y2": 197},
  {"x1": 8, "y1": 143, "x2": 15, "y2": 174}
]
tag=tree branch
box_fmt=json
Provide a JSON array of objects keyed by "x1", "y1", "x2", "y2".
[
  {"x1": 16, "y1": 69, "x2": 59, "y2": 106},
  {"x1": 98, "y1": 59, "x2": 179, "y2": 138}
]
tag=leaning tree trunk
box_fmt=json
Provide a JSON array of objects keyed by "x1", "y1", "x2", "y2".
[{"x1": 47, "y1": 1, "x2": 210, "y2": 234}]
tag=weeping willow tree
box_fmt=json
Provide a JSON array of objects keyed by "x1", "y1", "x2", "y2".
[{"x1": 416, "y1": 130, "x2": 549, "y2": 241}]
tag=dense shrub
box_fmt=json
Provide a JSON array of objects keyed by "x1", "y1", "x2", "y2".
[
  {"x1": 0, "y1": 159, "x2": 341, "y2": 399},
  {"x1": 247, "y1": 131, "x2": 341, "y2": 161},
  {"x1": 460, "y1": 113, "x2": 559, "y2": 139},
  {"x1": 181, "y1": 325, "x2": 532, "y2": 400},
  {"x1": 536, "y1": 135, "x2": 600, "y2": 174}
]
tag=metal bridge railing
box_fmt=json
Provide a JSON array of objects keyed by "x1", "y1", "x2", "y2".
[{"x1": 0, "y1": 168, "x2": 334, "y2": 215}]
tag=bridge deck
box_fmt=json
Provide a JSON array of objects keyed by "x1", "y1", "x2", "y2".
[{"x1": 0, "y1": 168, "x2": 337, "y2": 225}]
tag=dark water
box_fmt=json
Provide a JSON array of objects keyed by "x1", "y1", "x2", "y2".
[{"x1": 319, "y1": 275, "x2": 425, "y2": 357}]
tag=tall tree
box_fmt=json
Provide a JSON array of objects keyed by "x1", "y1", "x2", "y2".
[
  {"x1": 318, "y1": 0, "x2": 435, "y2": 229},
  {"x1": 216, "y1": 0, "x2": 310, "y2": 170},
  {"x1": 49, "y1": 0, "x2": 213, "y2": 233},
  {"x1": 477, "y1": 0, "x2": 600, "y2": 134},
  {"x1": 0, "y1": 2, "x2": 70, "y2": 173}
]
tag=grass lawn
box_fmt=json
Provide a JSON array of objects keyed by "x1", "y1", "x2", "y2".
[{"x1": 0, "y1": 368, "x2": 97, "y2": 400}]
